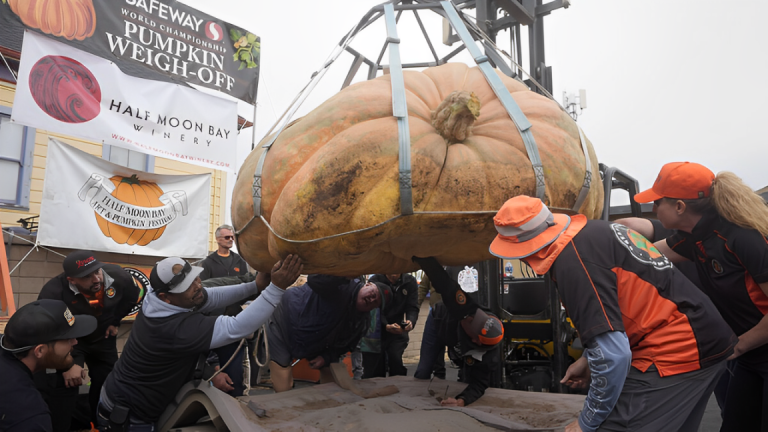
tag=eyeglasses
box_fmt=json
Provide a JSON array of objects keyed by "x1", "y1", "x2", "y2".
[
  {"x1": 220, "y1": 236, "x2": 234, "y2": 240},
  {"x1": 653, "y1": 199, "x2": 663, "y2": 206},
  {"x1": 168, "y1": 261, "x2": 192, "y2": 289}
]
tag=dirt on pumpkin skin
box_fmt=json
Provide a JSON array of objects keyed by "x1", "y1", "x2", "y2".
[{"x1": 232, "y1": 62, "x2": 603, "y2": 276}]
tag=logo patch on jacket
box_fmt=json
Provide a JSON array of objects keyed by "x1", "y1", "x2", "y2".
[
  {"x1": 611, "y1": 224, "x2": 673, "y2": 270},
  {"x1": 234, "y1": 267, "x2": 240, "y2": 272},
  {"x1": 711, "y1": 259, "x2": 724, "y2": 274},
  {"x1": 64, "y1": 308, "x2": 75, "y2": 326},
  {"x1": 106, "y1": 287, "x2": 116, "y2": 298},
  {"x1": 456, "y1": 291, "x2": 467, "y2": 305}
]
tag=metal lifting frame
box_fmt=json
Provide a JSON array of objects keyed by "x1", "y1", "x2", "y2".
[{"x1": 246, "y1": 0, "x2": 591, "y2": 239}]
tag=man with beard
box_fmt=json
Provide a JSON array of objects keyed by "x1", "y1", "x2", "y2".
[
  {"x1": 266, "y1": 275, "x2": 392, "y2": 392},
  {"x1": 98, "y1": 255, "x2": 302, "y2": 429},
  {"x1": 0, "y1": 299, "x2": 97, "y2": 431},
  {"x1": 36, "y1": 251, "x2": 140, "y2": 431}
]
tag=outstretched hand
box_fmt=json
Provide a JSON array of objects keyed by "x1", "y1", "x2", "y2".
[
  {"x1": 560, "y1": 356, "x2": 590, "y2": 389},
  {"x1": 270, "y1": 255, "x2": 304, "y2": 289},
  {"x1": 440, "y1": 397, "x2": 465, "y2": 407}
]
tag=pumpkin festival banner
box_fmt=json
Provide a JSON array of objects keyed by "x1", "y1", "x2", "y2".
[
  {"x1": 12, "y1": 30, "x2": 239, "y2": 172},
  {"x1": 0, "y1": 0, "x2": 260, "y2": 104},
  {"x1": 38, "y1": 138, "x2": 211, "y2": 258}
]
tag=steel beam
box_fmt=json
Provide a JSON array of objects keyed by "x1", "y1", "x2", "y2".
[{"x1": 495, "y1": 0, "x2": 535, "y2": 25}]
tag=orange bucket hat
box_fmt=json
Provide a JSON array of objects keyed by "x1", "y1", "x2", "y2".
[
  {"x1": 634, "y1": 162, "x2": 715, "y2": 203},
  {"x1": 489, "y1": 196, "x2": 571, "y2": 259}
]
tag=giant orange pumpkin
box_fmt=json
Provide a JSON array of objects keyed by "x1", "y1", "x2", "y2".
[
  {"x1": 9, "y1": 0, "x2": 97, "y2": 41},
  {"x1": 232, "y1": 63, "x2": 603, "y2": 276},
  {"x1": 96, "y1": 175, "x2": 167, "y2": 246}
]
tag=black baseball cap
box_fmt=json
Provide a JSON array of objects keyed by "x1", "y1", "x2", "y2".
[
  {"x1": 1, "y1": 300, "x2": 97, "y2": 353},
  {"x1": 468, "y1": 309, "x2": 504, "y2": 346},
  {"x1": 63, "y1": 250, "x2": 105, "y2": 278}
]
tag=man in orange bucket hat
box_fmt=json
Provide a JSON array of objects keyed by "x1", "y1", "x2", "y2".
[{"x1": 485, "y1": 195, "x2": 735, "y2": 432}]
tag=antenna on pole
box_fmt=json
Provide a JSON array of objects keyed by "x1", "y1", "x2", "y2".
[{"x1": 563, "y1": 89, "x2": 586, "y2": 121}]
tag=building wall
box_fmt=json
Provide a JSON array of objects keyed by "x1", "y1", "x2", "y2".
[{"x1": 0, "y1": 81, "x2": 227, "y2": 254}]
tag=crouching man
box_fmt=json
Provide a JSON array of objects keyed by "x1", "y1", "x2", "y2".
[
  {"x1": 266, "y1": 275, "x2": 392, "y2": 392},
  {"x1": 97, "y1": 255, "x2": 302, "y2": 430},
  {"x1": 489, "y1": 196, "x2": 735, "y2": 432},
  {"x1": 412, "y1": 257, "x2": 504, "y2": 407}
]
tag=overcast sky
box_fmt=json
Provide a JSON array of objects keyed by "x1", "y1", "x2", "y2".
[{"x1": 180, "y1": 0, "x2": 768, "y2": 221}]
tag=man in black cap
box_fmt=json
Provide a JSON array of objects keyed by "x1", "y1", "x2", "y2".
[
  {"x1": 36, "y1": 250, "x2": 140, "y2": 431},
  {"x1": 412, "y1": 257, "x2": 504, "y2": 407},
  {"x1": 98, "y1": 254, "x2": 302, "y2": 429},
  {"x1": 0, "y1": 299, "x2": 97, "y2": 431}
]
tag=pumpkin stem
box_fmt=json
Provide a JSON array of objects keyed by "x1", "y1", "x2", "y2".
[
  {"x1": 431, "y1": 91, "x2": 480, "y2": 142},
  {"x1": 120, "y1": 174, "x2": 141, "y2": 185}
]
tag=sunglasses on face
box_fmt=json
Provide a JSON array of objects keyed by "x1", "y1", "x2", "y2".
[
  {"x1": 220, "y1": 236, "x2": 234, "y2": 240},
  {"x1": 653, "y1": 199, "x2": 663, "y2": 206},
  {"x1": 168, "y1": 261, "x2": 192, "y2": 289}
]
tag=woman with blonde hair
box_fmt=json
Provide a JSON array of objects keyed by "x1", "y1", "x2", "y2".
[{"x1": 635, "y1": 161, "x2": 768, "y2": 431}]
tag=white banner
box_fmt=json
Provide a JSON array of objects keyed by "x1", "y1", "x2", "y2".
[
  {"x1": 12, "y1": 30, "x2": 238, "y2": 172},
  {"x1": 39, "y1": 139, "x2": 211, "y2": 258}
]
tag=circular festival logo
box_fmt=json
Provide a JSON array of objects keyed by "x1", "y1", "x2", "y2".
[
  {"x1": 205, "y1": 22, "x2": 224, "y2": 41},
  {"x1": 611, "y1": 224, "x2": 673, "y2": 270},
  {"x1": 456, "y1": 291, "x2": 467, "y2": 305},
  {"x1": 29, "y1": 56, "x2": 101, "y2": 123},
  {"x1": 123, "y1": 267, "x2": 149, "y2": 317}
]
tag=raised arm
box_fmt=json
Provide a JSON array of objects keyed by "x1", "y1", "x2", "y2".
[{"x1": 208, "y1": 255, "x2": 302, "y2": 349}]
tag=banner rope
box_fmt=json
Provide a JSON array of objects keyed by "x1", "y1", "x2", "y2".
[{"x1": 2, "y1": 229, "x2": 66, "y2": 275}]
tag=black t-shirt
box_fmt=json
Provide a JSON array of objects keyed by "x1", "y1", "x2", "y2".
[
  {"x1": 199, "y1": 251, "x2": 248, "y2": 280},
  {"x1": 0, "y1": 349, "x2": 52, "y2": 431},
  {"x1": 103, "y1": 309, "x2": 217, "y2": 423},
  {"x1": 666, "y1": 213, "x2": 768, "y2": 362}
]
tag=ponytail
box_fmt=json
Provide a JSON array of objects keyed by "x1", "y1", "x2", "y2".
[{"x1": 709, "y1": 171, "x2": 768, "y2": 237}]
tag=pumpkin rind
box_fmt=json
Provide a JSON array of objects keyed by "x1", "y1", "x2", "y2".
[{"x1": 233, "y1": 63, "x2": 603, "y2": 276}]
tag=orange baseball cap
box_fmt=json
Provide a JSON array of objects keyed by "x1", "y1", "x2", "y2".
[
  {"x1": 634, "y1": 162, "x2": 715, "y2": 203},
  {"x1": 489, "y1": 195, "x2": 571, "y2": 259}
]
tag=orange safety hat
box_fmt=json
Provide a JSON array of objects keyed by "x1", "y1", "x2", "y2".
[
  {"x1": 489, "y1": 195, "x2": 571, "y2": 259},
  {"x1": 634, "y1": 162, "x2": 715, "y2": 203}
]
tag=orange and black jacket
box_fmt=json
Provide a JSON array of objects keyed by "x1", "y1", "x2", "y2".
[
  {"x1": 667, "y1": 213, "x2": 768, "y2": 363},
  {"x1": 552, "y1": 220, "x2": 736, "y2": 377}
]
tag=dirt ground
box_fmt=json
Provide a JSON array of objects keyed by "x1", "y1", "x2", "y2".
[{"x1": 242, "y1": 377, "x2": 584, "y2": 431}]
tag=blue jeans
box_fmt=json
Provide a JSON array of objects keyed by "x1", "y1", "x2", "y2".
[
  {"x1": 414, "y1": 309, "x2": 446, "y2": 380},
  {"x1": 213, "y1": 341, "x2": 247, "y2": 397}
]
